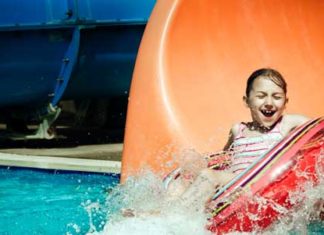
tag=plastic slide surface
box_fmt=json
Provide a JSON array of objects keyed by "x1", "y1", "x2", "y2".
[{"x1": 121, "y1": 0, "x2": 324, "y2": 181}]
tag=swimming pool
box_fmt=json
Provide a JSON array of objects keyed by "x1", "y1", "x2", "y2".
[
  {"x1": 1, "y1": 166, "x2": 323, "y2": 235},
  {"x1": 0, "y1": 167, "x2": 119, "y2": 235}
]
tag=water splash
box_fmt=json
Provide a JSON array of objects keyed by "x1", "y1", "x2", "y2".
[
  {"x1": 89, "y1": 170, "x2": 210, "y2": 235},
  {"x1": 227, "y1": 148, "x2": 324, "y2": 235},
  {"x1": 90, "y1": 148, "x2": 323, "y2": 235},
  {"x1": 261, "y1": 149, "x2": 324, "y2": 235}
]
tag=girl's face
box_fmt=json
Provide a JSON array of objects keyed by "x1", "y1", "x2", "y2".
[{"x1": 244, "y1": 76, "x2": 288, "y2": 128}]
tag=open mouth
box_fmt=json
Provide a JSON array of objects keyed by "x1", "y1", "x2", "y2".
[{"x1": 261, "y1": 110, "x2": 276, "y2": 118}]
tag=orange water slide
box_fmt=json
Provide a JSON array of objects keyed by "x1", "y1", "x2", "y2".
[{"x1": 121, "y1": 0, "x2": 324, "y2": 181}]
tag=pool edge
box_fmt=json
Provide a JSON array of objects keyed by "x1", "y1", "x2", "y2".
[{"x1": 0, "y1": 152, "x2": 121, "y2": 174}]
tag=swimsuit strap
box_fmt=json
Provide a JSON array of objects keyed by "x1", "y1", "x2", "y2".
[{"x1": 234, "y1": 123, "x2": 247, "y2": 139}]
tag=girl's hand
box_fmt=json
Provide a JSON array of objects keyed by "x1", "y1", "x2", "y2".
[
  {"x1": 206, "y1": 151, "x2": 232, "y2": 170},
  {"x1": 204, "y1": 198, "x2": 215, "y2": 214}
]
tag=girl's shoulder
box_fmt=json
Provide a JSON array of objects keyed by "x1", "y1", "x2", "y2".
[
  {"x1": 280, "y1": 114, "x2": 311, "y2": 135},
  {"x1": 230, "y1": 122, "x2": 244, "y2": 138},
  {"x1": 223, "y1": 123, "x2": 244, "y2": 150}
]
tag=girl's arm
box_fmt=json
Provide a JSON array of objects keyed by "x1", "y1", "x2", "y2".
[
  {"x1": 205, "y1": 124, "x2": 240, "y2": 171},
  {"x1": 223, "y1": 123, "x2": 240, "y2": 151},
  {"x1": 281, "y1": 114, "x2": 311, "y2": 135}
]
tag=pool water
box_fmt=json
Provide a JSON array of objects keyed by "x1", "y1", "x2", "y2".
[
  {"x1": 0, "y1": 166, "x2": 323, "y2": 235},
  {"x1": 0, "y1": 167, "x2": 119, "y2": 235}
]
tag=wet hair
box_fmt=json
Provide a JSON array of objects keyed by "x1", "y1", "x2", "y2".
[{"x1": 245, "y1": 68, "x2": 287, "y2": 97}]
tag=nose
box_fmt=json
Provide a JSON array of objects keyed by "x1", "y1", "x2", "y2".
[{"x1": 264, "y1": 97, "x2": 274, "y2": 108}]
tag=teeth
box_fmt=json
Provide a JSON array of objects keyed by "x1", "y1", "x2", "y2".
[{"x1": 261, "y1": 110, "x2": 275, "y2": 116}]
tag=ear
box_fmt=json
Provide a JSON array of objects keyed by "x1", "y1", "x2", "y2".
[
  {"x1": 243, "y1": 96, "x2": 249, "y2": 107},
  {"x1": 285, "y1": 97, "x2": 289, "y2": 105}
]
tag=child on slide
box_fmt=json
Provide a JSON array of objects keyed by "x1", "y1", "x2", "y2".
[
  {"x1": 164, "y1": 68, "x2": 310, "y2": 210},
  {"x1": 123, "y1": 68, "x2": 311, "y2": 216}
]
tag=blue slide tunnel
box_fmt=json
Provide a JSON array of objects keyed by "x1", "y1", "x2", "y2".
[{"x1": 0, "y1": 0, "x2": 155, "y2": 139}]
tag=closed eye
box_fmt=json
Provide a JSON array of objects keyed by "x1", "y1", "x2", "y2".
[{"x1": 273, "y1": 95, "x2": 284, "y2": 100}]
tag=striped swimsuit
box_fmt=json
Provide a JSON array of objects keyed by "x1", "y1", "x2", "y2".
[{"x1": 230, "y1": 121, "x2": 284, "y2": 174}]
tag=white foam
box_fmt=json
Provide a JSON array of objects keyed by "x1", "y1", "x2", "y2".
[
  {"x1": 100, "y1": 211, "x2": 211, "y2": 235},
  {"x1": 90, "y1": 149, "x2": 324, "y2": 235}
]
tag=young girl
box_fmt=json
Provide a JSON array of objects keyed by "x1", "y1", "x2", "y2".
[
  {"x1": 165, "y1": 68, "x2": 310, "y2": 211},
  {"x1": 122, "y1": 68, "x2": 312, "y2": 216}
]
